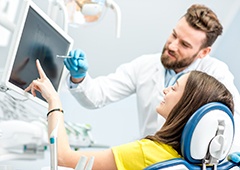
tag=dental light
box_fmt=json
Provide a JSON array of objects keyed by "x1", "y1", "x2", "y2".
[
  {"x1": 48, "y1": 0, "x2": 121, "y2": 38},
  {"x1": 0, "y1": 0, "x2": 19, "y2": 46}
]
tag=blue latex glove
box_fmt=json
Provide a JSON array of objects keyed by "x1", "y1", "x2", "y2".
[
  {"x1": 228, "y1": 152, "x2": 240, "y2": 164},
  {"x1": 64, "y1": 49, "x2": 88, "y2": 79}
]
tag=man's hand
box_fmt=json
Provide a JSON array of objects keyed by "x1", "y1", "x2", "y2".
[{"x1": 64, "y1": 49, "x2": 88, "y2": 79}]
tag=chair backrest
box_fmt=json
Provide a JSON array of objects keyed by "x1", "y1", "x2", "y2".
[
  {"x1": 145, "y1": 102, "x2": 235, "y2": 170},
  {"x1": 181, "y1": 102, "x2": 234, "y2": 165}
]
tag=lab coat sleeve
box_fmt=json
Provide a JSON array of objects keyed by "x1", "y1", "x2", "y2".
[{"x1": 66, "y1": 56, "x2": 142, "y2": 109}]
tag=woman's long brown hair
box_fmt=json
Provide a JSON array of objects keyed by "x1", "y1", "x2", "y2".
[{"x1": 145, "y1": 71, "x2": 234, "y2": 154}]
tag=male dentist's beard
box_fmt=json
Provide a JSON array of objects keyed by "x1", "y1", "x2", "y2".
[{"x1": 161, "y1": 47, "x2": 197, "y2": 70}]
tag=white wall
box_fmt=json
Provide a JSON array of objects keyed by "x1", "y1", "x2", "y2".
[{"x1": 1, "y1": 0, "x2": 240, "y2": 169}]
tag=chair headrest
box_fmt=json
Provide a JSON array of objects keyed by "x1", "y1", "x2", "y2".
[{"x1": 181, "y1": 102, "x2": 234, "y2": 164}]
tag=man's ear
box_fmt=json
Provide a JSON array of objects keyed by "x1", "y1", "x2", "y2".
[{"x1": 198, "y1": 47, "x2": 211, "y2": 59}]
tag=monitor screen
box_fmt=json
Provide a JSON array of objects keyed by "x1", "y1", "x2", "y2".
[{"x1": 1, "y1": 0, "x2": 73, "y2": 108}]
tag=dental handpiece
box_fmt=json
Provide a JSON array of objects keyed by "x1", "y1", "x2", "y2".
[
  {"x1": 50, "y1": 119, "x2": 60, "y2": 170},
  {"x1": 50, "y1": 136, "x2": 58, "y2": 170}
]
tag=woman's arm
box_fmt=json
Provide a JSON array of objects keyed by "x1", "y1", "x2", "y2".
[
  {"x1": 25, "y1": 59, "x2": 117, "y2": 170},
  {"x1": 47, "y1": 109, "x2": 117, "y2": 169}
]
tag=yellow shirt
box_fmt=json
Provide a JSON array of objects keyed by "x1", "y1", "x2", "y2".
[{"x1": 112, "y1": 139, "x2": 181, "y2": 170}]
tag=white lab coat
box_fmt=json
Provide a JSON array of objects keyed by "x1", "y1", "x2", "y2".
[{"x1": 68, "y1": 53, "x2": 240, "y2": 152}]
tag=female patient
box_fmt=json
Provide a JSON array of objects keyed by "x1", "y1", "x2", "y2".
[{"x1": 25, "y1": 60, "x2": 234, "y2": 170}]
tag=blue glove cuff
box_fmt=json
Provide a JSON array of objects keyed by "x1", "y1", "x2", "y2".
[{"x1": 71, "y1": 72, "x2": 87, "y2": 79}]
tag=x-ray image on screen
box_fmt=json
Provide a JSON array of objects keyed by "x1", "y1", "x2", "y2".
[{"x1": 8, "y1": 5, "x2": 72, "y2": 104}]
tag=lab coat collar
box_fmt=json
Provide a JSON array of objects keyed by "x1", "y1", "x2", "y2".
[
  {"x1": 152, "y1": 61, "x2": 165, "y2": 87},
  {"x1": 183, "y1": 57, "x2": 202, "y2": 72}
]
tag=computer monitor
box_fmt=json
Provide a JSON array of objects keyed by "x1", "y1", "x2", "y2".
[{"x1": 0, "y1": 0, "x2": 73, "y2": 108}]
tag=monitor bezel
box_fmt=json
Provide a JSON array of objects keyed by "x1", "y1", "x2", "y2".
[{"x1": 1, "y1": 0, "x2": 73, "y2": 108}]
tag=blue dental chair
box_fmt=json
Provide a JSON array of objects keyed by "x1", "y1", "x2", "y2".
[{"x1": 145, "y1": 102, "x2": 239, "y2": 170}]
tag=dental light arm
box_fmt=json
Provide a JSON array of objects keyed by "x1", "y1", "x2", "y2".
[
  {"x1": 105, "y1": 0, "x2": 121, "y2": 38},
  {"x1": 0, "y1": 12, "x2": 15, "y2": 32},
  {"x1": 0, "y1": 0, "x2": 15, "y2": 31},
  {"x1": 48, "y1": 0, "x2": 121, "y2": 38},
  {"x1": 48, "y1": 0, "x2": 69, "y2": 32}
]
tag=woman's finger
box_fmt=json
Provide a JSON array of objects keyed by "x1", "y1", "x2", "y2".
[
  {"x1": 24, "y1": 84, "x2": 31, "y2": 92},
  {"x1": 25, "y1": 79, "x2": 41, "y2": 97},
  {"x1": 36, "y1": 59, "x2": 47, "y2": 79}
]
